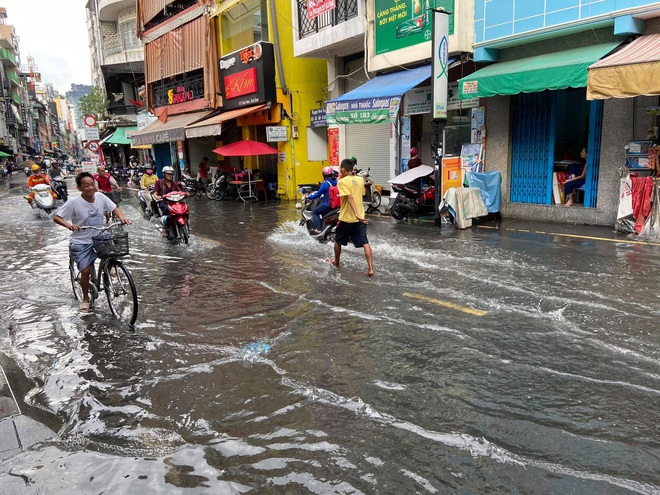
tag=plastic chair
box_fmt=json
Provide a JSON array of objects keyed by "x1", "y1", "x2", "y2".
[{"x1": 254, "y1": 180, "x2": 267, "y2": 202}]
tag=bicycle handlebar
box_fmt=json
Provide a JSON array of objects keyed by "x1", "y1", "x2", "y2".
[{"x1": 80, "y1": 222, "x2": 124, "y2": 231}]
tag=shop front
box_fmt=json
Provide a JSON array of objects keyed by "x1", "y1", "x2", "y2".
[{"x1": 458, "y1": 37, "x2": 624, "y2": 225}]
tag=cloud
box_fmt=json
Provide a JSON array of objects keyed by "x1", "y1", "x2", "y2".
[{"x1": 3, "y1": 0, "x2": 91, "y2": 94}]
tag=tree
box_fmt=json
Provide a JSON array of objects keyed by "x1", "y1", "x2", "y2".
[{"x1": 79, "y1": 86, "x2": 109, "y2": 120}]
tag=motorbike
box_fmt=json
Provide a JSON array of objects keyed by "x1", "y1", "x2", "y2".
[
  {"x1": 24, "y1": 166, "x2": 30, "y2": 177},
  {"x1": 161, "y1": 191, "x2": 190, "y2": 244},
  {"x1": 298, "y1": 185, "x2": 340, "y2": 242},
  {"x1": 355, "y1": 167, "x2": 382, "y2": 214},
  {"x1": 137, "y1": 185, "x2": 156, "y2": 219},
  {"x1": 181, "y1": 173, "x2": 207, "y2": 196},
  {"x1": 205, "y1": 168, "x2": 248, "y2": 200},
  {"x1": 29, "y1": 183, "x2": 57, "y2": 219},
  {"x1": 51, "y1": 175, "x2": 68, "y2": 202},
  {"x1": 387, "y1": 165, "x2": 436, "y2": 221}
]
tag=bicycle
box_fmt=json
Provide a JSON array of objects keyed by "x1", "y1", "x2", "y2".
[{"x1": 69, "y1": 223, "x2": 138, "y2": 325}]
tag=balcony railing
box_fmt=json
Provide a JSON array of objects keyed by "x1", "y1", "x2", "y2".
[
  {"x1": 108, "y1": 104, "x2": 137, "y2": 116},
  {"x1": 0, "y1": 47, "x2": 17, "y2": 66},
  {"x1": 104, "y1": 38, "x2": 122, "y2": 59},
  {"x1": 297, "y1": 0, "x2": 358, "y2": 39},
  {"x1": 152, "y1": 72, "x2": 205, "y2": 108}
]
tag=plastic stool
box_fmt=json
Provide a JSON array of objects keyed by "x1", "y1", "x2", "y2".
[{"x1": 255, "y1": 180, "x2": 268, "y2": 202}]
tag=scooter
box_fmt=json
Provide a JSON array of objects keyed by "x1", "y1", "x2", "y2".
[
  {"x1": 161, "y1": 191, "x2": 190, "y2": 244},
  {"x1": 298, "y1": 185, "x2": 340, "y2": 242},
  {"x1": 182, "y1": 173, "x2": 207, "y2": 196},
  {"x1": 29, "y1": 183, "x2": 57, "y2": 219},
  {"x1": 356, "y1": 167, "x2": 381, "y2": 214},
  {"x1": 51, "y1": 175, "x2": 68, "y2": 202},
  {"x1": 137, "y1": 185, "x2": 155, "y2": 219},
  {"x1": 387, "y1": 165, "x2": 436, "y2": 221}
]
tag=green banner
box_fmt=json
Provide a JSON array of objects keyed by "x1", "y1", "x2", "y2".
[
  {"x1": 327, "y1": 97, "x2": 401, "y2": 125},
  {"x1": 375, "y1": 0, "x2": 454, "y2": 56}
]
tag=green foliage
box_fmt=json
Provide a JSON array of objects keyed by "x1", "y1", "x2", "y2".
[{"x1": 79, "y1": 86, "x2": 109, "y2": 120}]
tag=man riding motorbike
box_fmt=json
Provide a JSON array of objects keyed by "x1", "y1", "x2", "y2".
[
  {"x1": 26, "y1": 164, "x2": 57, "y2": 206},
  {"x1": 94, "y1": 165, "x2": 122, "y2": 204},
  {"x1": 152, "y1": 166, "x2": 188, "y2": 236},
  {"x1": 307, "y1": 166, "x2": 338, "y2": 235}
]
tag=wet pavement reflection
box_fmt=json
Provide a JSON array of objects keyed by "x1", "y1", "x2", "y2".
[{"x1": 0, "y1": 175, "x2": 659, "y2": 494}]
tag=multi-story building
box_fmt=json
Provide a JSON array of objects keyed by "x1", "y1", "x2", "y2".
[
  {"x1": 293, "y1": 0, "x2": 478, "y2": 191},
  {"x1": 65, "y1": 83, "x2": 93, "y2": 146},
  {"x1": 86, "y1": 0, "x2": 145, "y2": 165},
  {"x1": 458, "y1": 1, "x2": 660, "y2": 226},
  {"x1": 131, "y1": 0, "x2": 327, "y2": 199}
]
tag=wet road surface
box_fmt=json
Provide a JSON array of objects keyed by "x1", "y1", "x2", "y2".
[{"x1": 0, "y1": 175, "x2": 659, "y2": 494}]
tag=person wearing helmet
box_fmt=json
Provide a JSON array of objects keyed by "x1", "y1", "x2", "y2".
[
  {"x1": 26, "y1": 164, "x2": 56, "y2": 205},
  {"x1": 153, "y1": 166, "x2": 187, "y2": 217},
  {"x1": 408, "y1": 147, "x2": 422, "y2": 170},
  {"x1": 307, "y1": 166, "x2": 338, "y2": 235}
]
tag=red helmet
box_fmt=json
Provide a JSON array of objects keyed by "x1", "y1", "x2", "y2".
[{"x1": 410, "y1": 147, "x2": 418, "y2": 156}]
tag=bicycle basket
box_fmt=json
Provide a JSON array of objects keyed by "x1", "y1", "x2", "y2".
[{"x1": 93, "y1": 232, "x2": 129, "y2": 258}]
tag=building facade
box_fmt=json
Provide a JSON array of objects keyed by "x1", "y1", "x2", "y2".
[{"x1": 459, "y1": 0, "x2": 660, "y2": 226}]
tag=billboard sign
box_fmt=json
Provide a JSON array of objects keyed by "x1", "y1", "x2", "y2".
[{"x1": 219, "y1": 42, "x2": 277, "y2": 111}]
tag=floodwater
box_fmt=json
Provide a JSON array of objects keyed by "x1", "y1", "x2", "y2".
[{"x1": 0, "y1": 175, "x2": 659, "y2": 494}]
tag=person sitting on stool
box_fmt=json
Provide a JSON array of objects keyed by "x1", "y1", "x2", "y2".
[{"x1": 564, "y1": 147, "x2": 587, "y2": 207}]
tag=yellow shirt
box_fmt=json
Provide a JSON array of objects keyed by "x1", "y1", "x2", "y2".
[
  {"x1": 140, "y1": 174, "x2": 157, "y2": 189},
  {"x1": 337, "y1": 175, "x2": 365, "y2": 223}
]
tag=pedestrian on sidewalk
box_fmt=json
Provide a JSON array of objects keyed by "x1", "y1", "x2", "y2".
[{"x1": 326, "y1": 158, "x2": 374, "y2": 277}]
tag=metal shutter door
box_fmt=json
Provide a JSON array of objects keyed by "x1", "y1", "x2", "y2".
[
  {"x1": 187, "y1": 137, "x2": 217, "y2": 176},
  {"x1": 345, "y1": 123, "x2": 392, "y2": 191}
]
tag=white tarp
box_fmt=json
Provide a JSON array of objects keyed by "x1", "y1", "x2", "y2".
[{"x1": 389, "y1": 165, "x2": 434, "y2": 184}]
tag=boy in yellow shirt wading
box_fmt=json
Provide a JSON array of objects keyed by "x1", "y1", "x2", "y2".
[{"x1": 326, "y1": 158, "x2": 375, "y2": 277}]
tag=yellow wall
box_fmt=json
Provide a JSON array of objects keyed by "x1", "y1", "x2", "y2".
[{"x1": 215, "y1": 0, "x2": 328, "y2": 200}]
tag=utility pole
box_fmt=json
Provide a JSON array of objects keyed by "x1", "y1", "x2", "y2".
[{"x1": 431, "y1": 9, "x2": 450, "y2": 228}]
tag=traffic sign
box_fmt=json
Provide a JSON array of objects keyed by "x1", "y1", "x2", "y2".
[
  {"x1": 84, "y1": 115, "x2": 97, "y2": 127},
  {"x1": 87, "y1": 140, "x2": 100, "y2": 152},
  {"x1": 85, "y1": 127, "x2": 100, "y2": 141}
]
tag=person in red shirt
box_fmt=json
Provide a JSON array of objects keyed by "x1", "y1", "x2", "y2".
[
  {"x1": 94, "y1": 165, "x2": 122, "y2": 203},
  {"x1": 26, "y1": 164, "x2": 57, "y2": 205}
]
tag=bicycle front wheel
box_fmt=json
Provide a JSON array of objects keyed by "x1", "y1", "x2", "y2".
[{"x1": 103, "y1": 260, "x2": 138, "y2": 325}]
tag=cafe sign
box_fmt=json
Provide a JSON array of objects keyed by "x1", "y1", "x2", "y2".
[{"x1": 219, "y1": 42, "x2": 276, "y2": 111}]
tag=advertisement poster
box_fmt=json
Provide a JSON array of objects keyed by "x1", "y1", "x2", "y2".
[
  {"x1": 471, "y1": 107, "x2": 485, "y2": 144},
  {"x1": 375, "y1": 0, "x2": 454, "y2": 56},
  {"x1": 431, "y1": 10, "x2": 449, "y2": 120},
  {"x1": 328, "y1": 128, "x2": 340, "y2": 167},
  {"x1": 307, "y1": 0, "x2": 336, "y2": 19},
  {"x1": 401, "y1": 116, "x2": 411, "y2": 171},
  {"x1": 442, "y1": 156, "x2": 462, "y2": 196},
  {"x1": 460, "y1": 143, "x2": 482, "y2": 173}
]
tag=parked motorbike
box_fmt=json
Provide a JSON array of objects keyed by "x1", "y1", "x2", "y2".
[
  {"x1": 298, "y1": 185, "x2": 339, "y2": 242},
  {"x1": 29, "y1": 183, "x2": 57, "y2": 219},
  {"x1": 137, "y1": 185, "x2": 155, "y2": 219},
  {"x1": 387, "y1": 165, "x2": 436, "y2": 221},
  {"x1": 355, "y1": 167, "x2": 381, "y2": 214},
  {"x1": 51, "y1": 175, "x2": 68, "y2": 202},
  {"x1": 161, "y1": 191, "x2": 190, "y2": 244},
  {"x1": 182, "y1": 173, "x2": 207, "y2": 196},
  {"x1": 206, "y1": 170, "x2": 232, "y2": 200}
]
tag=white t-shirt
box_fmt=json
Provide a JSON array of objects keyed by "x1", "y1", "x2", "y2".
[{"x1": 56, "y1": 194, "x2": 117, "y2": 245}]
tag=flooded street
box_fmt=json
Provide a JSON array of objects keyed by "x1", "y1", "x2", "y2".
[{"x1": 0, "y1": 175, "x2": 659, "y2": 494}]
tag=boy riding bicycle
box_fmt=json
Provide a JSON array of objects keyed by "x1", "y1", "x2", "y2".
[{"x1": 53, "y1": 172, "x2": 131, "y2": 313}]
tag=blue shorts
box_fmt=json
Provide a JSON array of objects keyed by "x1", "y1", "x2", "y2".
[
  {"x1": 70, "y1": 242, "x2": 97, "y2": 271},
  {"x1": 335, "y1": 221, "x2": 369, "y2": 248}
]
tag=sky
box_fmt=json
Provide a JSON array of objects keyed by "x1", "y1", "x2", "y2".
[{"x1": 3, "y1": 0, "x2": 91, "y2": 95}]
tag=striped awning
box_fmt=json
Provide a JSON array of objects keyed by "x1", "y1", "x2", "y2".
[{"x1": 588, "y1": 34, "x2": 660, "y2": 100}]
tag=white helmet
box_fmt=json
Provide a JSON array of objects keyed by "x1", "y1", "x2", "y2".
[{"x1": 162, "y1": 166, "x2": 175, "y2": 174}]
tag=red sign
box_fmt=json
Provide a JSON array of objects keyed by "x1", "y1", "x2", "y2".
[
  {"x1": 307, "y1": 0, "x2": 336, "y2": 19},
  {"x1": 328, "y1": 127, "x2": 339, "y2": 167},
  {"x1": 224, "y1": 67, "x2": 258, "y2": 100},
  {"x1": 167, "y1": 85, "x2": 194, "y2": 105}
]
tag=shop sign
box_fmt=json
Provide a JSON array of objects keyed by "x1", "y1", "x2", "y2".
[
  {"x1": 81, "y1": 161, "x2": 96, "y2": 173},
  {"x1": 167, "y1": 85, "x2": 194, "y2": 105},
  {"x1": 219, "y1": 42, "x2": 276, "y2": 111},
  {"x1": 328, "y1": 127, "x2": 339, "y2": 166},
  {"x1": 267, "y1": 126, "x2": 288, "y2": 142},
  {"x1": 404, "y1": 83, "x2": 480, "y2": 115},
  {"x1": 326, "y1": 97, "x2": 401, "y2": 125},
  {"x1": 310, "y1": 108, "x2": 327, "y2": 127},
  {"x1": 224, "y1": 68, "x2": 257, "y2": 99},
  {"x1": 374, "y1": 0, "x2": 454, "y2": 56},
  {"x1": 307, "y1": 0, "x2": 335, "y2": 19},
  {"x1": 461, "y1": 80, "x2": 478, "y2": 95}
]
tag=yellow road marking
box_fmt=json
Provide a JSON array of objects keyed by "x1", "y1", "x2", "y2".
[
  {"x1": 404, "y1": 292, "x2": 487, "y2": 317},
  {"x1": 548, "y1": 232, "x2": 660, "y2": 247}
]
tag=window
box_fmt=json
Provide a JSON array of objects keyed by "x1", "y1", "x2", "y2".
[
  {"x1": 120, "y1": 19, "x2": 140, "y2": 51},
  {"x1": 221, "y1": 0, "x2": 269, "y2": 55}
]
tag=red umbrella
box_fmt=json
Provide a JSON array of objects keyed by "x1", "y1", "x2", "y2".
[{"x1": 212, "y1": 139, "x2": 279, "y2": 156}]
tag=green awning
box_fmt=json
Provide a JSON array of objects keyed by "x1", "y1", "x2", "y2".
[
  {"x1": 459, "y1": 42, "x2": 620, "y2": 99},
  {"x1": 105, "y1": 126, "x2": 138, "y2": 145}
]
